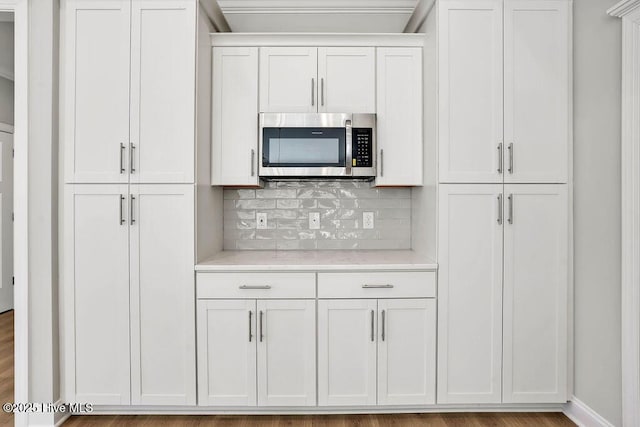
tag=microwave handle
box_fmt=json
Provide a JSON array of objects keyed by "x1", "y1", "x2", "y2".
[{"x1": 345, "y1": 119, "x2": 353, "y2": 176}]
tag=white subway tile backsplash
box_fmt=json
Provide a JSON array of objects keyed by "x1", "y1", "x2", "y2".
[{"x1": 223, "y1": 180, "x2": 411, "y2": 250}]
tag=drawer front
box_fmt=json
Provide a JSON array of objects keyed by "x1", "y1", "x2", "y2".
[
  {"x1": 318, "y1": 271, "x2": 436, "y2": 298},
  {"x1": 197, "y1": 272, "x2": 316, "y2": 299}
]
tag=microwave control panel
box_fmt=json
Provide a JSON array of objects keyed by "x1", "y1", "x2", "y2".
[{"x1": 352, "y1": 128, "x2": 373, "y2": 167}]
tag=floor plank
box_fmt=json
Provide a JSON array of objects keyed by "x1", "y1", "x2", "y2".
[{"x1": 0, "y1": 310, "x2": 575, "y2": 427}]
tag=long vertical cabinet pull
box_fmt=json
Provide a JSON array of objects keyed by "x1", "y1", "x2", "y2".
[
  {"x1": 248, "y1": 311, "x2": 253, "y2": 342},
  {"x1": 508, "y1": 194, "x2": 513, "y2": 224},
  {"x1": 130, "y1": 195, "x2": 136, "y2": 225},
  {"x1": 381, "y1": 310, "x2": 386, "y2": 341},
  {"x1": 130, "y1": 143, "x2": 136, "y2": 173},
  {"x1": 119, "y1": 195, "x2": 126, "y2": 225},
  {"x1": 508, "y1": 143, "x2": 513, "y2": 174},
  {"x1": 259, "y1": 310, "x2": 264, "y2": 342},
  {"x1": 497, "y1": 194, "x2": 503, "y2": 225},
  {"x1": 311, "y1": 78, "x2": 315, "y2": 106},
  {"x1": 251, "y1": 149, "x2": 255, "y2": 177},
  {"x1": 120, "y1": 143, "x2": 126, "y2": 174},
  {"x1": 380, "y1": 149, "x2": 384, "y2": 177},
  {"x1": 497, "y1": 143, "x2": 503, "y2": 174},
  {"x1": 321, "y1": 78, "x2": 325, "y2": 106},
  {"x1": 370, "y1": 309, "x2": 375, "y2": 342}
]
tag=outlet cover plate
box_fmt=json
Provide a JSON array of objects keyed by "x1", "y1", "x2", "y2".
[
  {"x1": 309, "y1": 212, "x2": 320, "y2": 230},
  {"x1": 257, "y1": 212, "x2": 268, "y2": 230},
  {"x1": 363, "y1": 212, "x2": 374, "y2": 229}
]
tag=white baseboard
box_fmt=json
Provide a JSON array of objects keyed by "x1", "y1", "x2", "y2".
[
  {"x1": 563, "y1": 397, "x2": 614, "y2": 427},
  {"x1": 24, "y1": 400, "x2": 71, "y2": 427}
]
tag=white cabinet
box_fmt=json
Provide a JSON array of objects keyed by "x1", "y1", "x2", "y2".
[
  {"x1": 317, "y1": 47, "x2": 375, "y2": 113},
  {"x1": 211, "y1": 47, "x2": 259, "y2": 186},
  {"x1": 437, "y1": 184, "x2": 503, "y2": 404},
  {"x1": 502, "y1": 184, "x2": 568, "y2": 403},
  {"x1": 62, "y1": 0, "x2": 196, "y2": 184},
  {"x1": 62, "y1": 0, "x2": 131, "y2": 184},
  {"x1": 438, "y1": 0, "x2": 570, "y2": 184},
  {"x1": 197, "y1": 298, "x2": 316, "y2": 407},
  {"x1": 318, "y1": 299, "x2": 378, "y2": 406},
  {"x1": 257, "y1": 300, "x2": 316, "y2": 406},
  {"x1": 437, "y1": 0, "x2": 503, "y2": 183},
  {"x1": 437, "y1": 184, "x2": 568, "y2": 404},
  {"x1": 503, "y1": 1, "x2": 570, "y2": 183},
  {"x1": 63, "y1": 185, "x2": 131, "y2": 405},
  {"x1": 197, "y1": 300, "x2": 257, "y2": 406},
  {"x1": 259, "y1": 47, "x2": 318, "y2": 113},
  {"x1": 377, "y1": 299, "x2": 436, "y2": 405},
  {"x1": 376, "y1": 48, "x2": 423, "y2": 186},
  {"x1": 129, "y1": 185, "x2": 195, "y2": 405},
  {"x1": 259, "y1": 47, "x2": 376, "y2": 114},
  {"x1": 318, "y1": 297, "x2": 436, "y2": 406},
  {"x1": 64, "y1": 185, "x2": 196, "y2": 405},
  {"x1": 129, "y1": 0, "x2": 196, "y2": 183}
]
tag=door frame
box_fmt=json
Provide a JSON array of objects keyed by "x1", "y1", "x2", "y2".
[
  {"x1": 608, "y1": 1, "x2": 640, "y2": 425},
  {"x1": 0, "y1": 0, "x2": 28, "y2": 426}
]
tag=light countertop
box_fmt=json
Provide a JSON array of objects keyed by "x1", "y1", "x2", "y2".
[{"x1": 195, "y1": 250, "x2": 438, "y2": 272}]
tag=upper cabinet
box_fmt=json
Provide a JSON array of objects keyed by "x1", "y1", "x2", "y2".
[
  {"x1": 376, "y1": 47, "x2": 423, "y2": 186},
  {"x1": 63, "y1": 0, "x2": 196, "y2": 184},
  {"x1": 259, "y1": 47, "x2": 376, "y2": 114},
  {"x1": 438, "y1": 0, "x2": 570, "y2": 184}
]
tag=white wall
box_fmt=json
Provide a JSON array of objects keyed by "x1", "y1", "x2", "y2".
[
  {"x1": 573, "y1": 0, "x2": 622, "y2": 425},
  {"x1": 0, "y1": 18, "x2": 14, "y2": 125}
]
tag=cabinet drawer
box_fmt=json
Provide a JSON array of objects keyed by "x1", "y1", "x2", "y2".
[
  {"x1": 318, "y1": 271, "x2": 436, "y2": 298},
  {"x1": 197, "y1": 272, "x2": 315, "y2": 299}
]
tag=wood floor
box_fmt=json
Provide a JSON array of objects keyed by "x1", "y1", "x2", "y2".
[{"x1": 0, "y1": 310, "x2": 575, "y2": 427}]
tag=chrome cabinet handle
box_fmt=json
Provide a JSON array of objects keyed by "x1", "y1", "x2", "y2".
[
  {"x1": 249, "y1": 311, "x2": 253, "y2": 342},
  {"x1": 120, "y1": 143, "x2": 126, "y2": 174},
  {"x1": 130, "y1": 143, "x2": 136, "y2": 174},
  {"x1": 497, "y1": 143, "x2": 503, "y2": 174},
  {"x1": 345, "y1": 119, "x2": 352, "y2": 176},
  {"x1": 497, "y1": 194, "x2": 503, "y2": 225},
  {"x1": 119, "y1": 195, "x2": 126, "y2": 225},
  {"x1": 381, "y1": 310, "x2": 386, "y2": 341},
  {"x1": 321, "y1": 78, "x2": 324, "y2": 106},
  {"x1": 380, "y1": 149, "x2": 384, "y2": 177},
  {"x1": 311, "y1": 78, "x2": 315, "y2": 106},
  {"x1": 259, "y1": 310, "x2": 264, "y2": 342},
  {"x1": 239, "y1": 285, "x2": 271, "y2": 290},
  {"x1": 508, "y1": 143, "x2": 513, "y2": 174},
  {"x1": 130, "y1": 195, "x2": 136, "y2": 225},
  {"x1": 251, "y1": 149, "x2": 255, "y2": 177},
  {"x1": 370, "y1": 309, "x2": 375, "y2": 342},
  {"x1": 509, "y1": 194, "x2": 514, "y2": 224},
  {"x1": 362, "y1": 284, "x2": 394, "y2": 289}
]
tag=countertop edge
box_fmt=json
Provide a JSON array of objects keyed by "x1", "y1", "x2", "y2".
[{"x1": 195, "y1": 264, "x2": 438, "y2": 272}]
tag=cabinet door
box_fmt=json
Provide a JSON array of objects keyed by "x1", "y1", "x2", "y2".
[
  {"x1": 211, "y1": 47, "x2": 259, "y2": 186},
  {"x1": 378, "y1": 299, "x2": 436, "y2": 405},
  {"x1": 259, "y1": 47, "x2": 318, "y2": 113},
  {"x1": 318, "y1": 299, "x2": 377, "y2": 406},
  {"x1": 197, "y1": 300, "x2": 257, "y2": 406},
  {"x1": 376, "y1": 48, "x2": 423, "y2": 186},
  {"x1": 129, "y1": 0, "x2": 196, "y2": 183},
  {"x1": 62, "y1": 0, "x2": 130, "y2": 184},
  {"x1": 317, "y1": 47, "x2": 375, "y2": 113},
  {"x1": 63, "y1": 185, "x2": 130, "y2": 404},
  {"x1": 503, "y1": 184, "x2": 568, "y2": 403},
  {"x1": 438, "y1": 0, "x2": 504, "y2": 183},
  {"x1": 503, "y1": 1, "x2": 570, "y2": 183},
  {"x1": 437, "y1": 184, "x2": 503, "y2": 404},
  {"x1": 257, "y1": 299, "x2": 316, "y2": 406},
  {"x1": 130, "y1": 184, "x2": 195, "y2": 405}
]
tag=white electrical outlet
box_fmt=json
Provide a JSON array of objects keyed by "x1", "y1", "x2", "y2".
[
  {"x1": 363, "y1": 212, "x2": 375, "y2": 229},
  {"x1": 256, "y1": 212, "x2": 268, "y2": 230},
  {"x1": 309, "y1": 212, "x2": 320, "y2": 230}
]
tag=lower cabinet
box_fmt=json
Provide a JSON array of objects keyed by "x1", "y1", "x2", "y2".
[
  {"x1": 197, "y1": 298, "x2": 316, "y2": 406},
  {"x1": 318, "y1": 298, "x2": 436, "y2": 406}
]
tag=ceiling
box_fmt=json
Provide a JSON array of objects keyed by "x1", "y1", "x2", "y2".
[{"x1": 216, "y1": 0, "x2": 419, "y2": 32}]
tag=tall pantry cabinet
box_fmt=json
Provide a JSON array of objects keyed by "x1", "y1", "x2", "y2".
[
  {"x1": 436, "y1": 0, "x2": 571, "y2": 404},
  {"x1": 61, "y1": 0, "x2": 197, "y2": 405}
]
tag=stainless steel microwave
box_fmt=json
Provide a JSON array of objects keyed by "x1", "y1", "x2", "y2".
[{"x1": 259, "y1": 113, "x2": 376, "y2": 178}]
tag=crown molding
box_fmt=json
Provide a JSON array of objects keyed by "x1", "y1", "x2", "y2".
[
  {"x1": 210, "y1": 32, "x2": 425, "y2": 47},
  {"x1": 217, "y1": 0, "x2": 417, "y2": 14},
  {"x1": 607, "y1": 0, "x2": 640, "y2": 17}
]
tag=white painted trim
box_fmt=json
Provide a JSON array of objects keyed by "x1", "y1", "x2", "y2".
[
  {"x1": 210, "y1": 33, "x2": 425, "y2": 47},
  {"x1": 199, "y1": 0, "x2": 231, "y2": 32},
  {"x1": 217, "y1": 0, "x2": 416, "y2": 14},
  {"x1": 403, "y1": 0, "x2": 435, "y2": 33},
  {"x1": 608, "y1": 3, "x2": 640, "y2": 427},
  {"x1": 0, "y1": 1, "x2": 28, "y2": 427},
  {"x1": 0, "y1": 122, "x2": 13, "y2": 134},
  {"x1": 563, "y1": 397, "x2": 615, "y2": 427}
]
